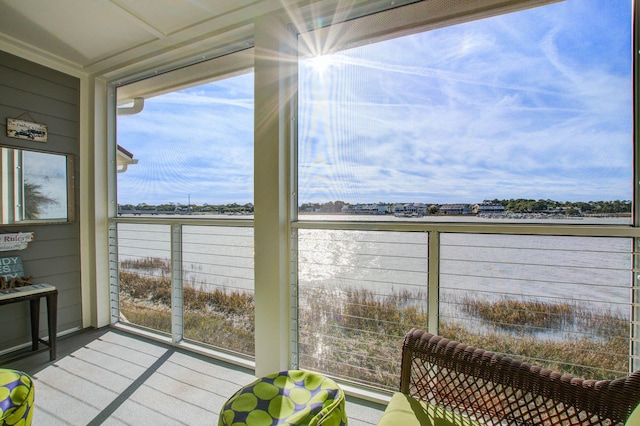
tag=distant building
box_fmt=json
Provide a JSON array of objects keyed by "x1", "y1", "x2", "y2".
[
  {"x1": 473, "y1": 203, "x2": 505, "y2": 214},
  {"x1": 391, "y1": 203, "x2": 410, "y2": 213},
  {"x1": 352, "y1": 203, "x2": 387, "y2": 214},
  {"x1": 440, "y1": 204, "x2": 472, "y2": 215},
  {"x1": 414, "y1": 203, "x2": 427, "y2": 215},
  {"x1": 392, "y1": 203, "x2": 426, "y2": 217}
]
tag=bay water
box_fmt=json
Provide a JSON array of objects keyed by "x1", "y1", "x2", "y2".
[{"x1": 116, "y1": 215, "x2": 632, "y2": 316}]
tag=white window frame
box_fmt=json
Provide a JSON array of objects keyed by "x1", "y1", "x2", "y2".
[
  {"x1": 107, "y1": 49, "x2": 256, "y2": 366},
  {"x1": 290, "y1": 0, "x2": 640, "y2": 384}
]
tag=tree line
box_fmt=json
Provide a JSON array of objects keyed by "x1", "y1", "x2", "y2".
[
  {"x1": 298, "y1": 199, "x2": 632, "y2": 216},
  {"x1": 483, "y1": 199, "x2": 631, "y2": 215},
  {"x1": 118, "y1": 202, "x2": 254, "y2": 214},
  {"x1": 118, "y1": 199, "x2": 631, "y2": 216}
]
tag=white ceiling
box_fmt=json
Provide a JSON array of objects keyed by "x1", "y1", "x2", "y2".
[
  {"x1": 0, "y1": 0, "x2": 404, "y2": 80},
  {"x1": 0, "y1": 0, "x2": 293, "y2": 78}
]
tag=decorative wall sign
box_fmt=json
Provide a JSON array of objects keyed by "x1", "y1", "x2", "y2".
[
  {"x1": 0, "y1": 256, "x2": 24, "y2": 280},
  {"x1": 6, "y1": 117, "x2": 47, "y2": 142},
  {"x1": 0, "y1": 232, "x2": 34, "y2": 251}
]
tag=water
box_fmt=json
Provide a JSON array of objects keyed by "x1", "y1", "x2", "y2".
[
  {"x1": 115, "y1": 215, "x2": 633, "y2": 313},
  {"x1": 440, "y1": 233, "x2": 631, "y2": 309}
]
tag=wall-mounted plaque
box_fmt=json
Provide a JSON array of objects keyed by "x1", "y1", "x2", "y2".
[
  {"x1": 6, "y1": 118, "x2": 47, "y2": 142},
  {"x1": 0, "y1": 233, "x2": 34, "y2": 251}
]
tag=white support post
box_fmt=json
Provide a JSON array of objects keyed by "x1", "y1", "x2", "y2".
[
  {"x1": 254, "y1": 12, "x2": 296, "y2": 377},
  {"x1": 171, "y1": 223, "x2": 184, "y2": 344},
  {"x1": 428, "y1": 231, "x2": 440, "y2": 335}
]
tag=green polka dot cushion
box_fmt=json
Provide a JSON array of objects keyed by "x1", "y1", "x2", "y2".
[
  {"x1": 0, "y1": 369, "x2": 34, "y2": 426},
  {"x1": 219, "y1": 370, "x2": 347, "y2": 426}
]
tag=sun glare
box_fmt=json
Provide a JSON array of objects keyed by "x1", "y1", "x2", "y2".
[{"x1": 308, "y1": 54, "x2": 333, "y2": 74}]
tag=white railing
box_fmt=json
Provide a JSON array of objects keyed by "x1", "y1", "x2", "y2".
[
  {"x1": 110, "y1": 219, "x2": 255, "y2": 358},
  {"x1": 293, "y1": 219, "x2": 639, "y2": 390},
  {"x1": 110, "y1": 217, "x2": 639, "y2": 391},
  {"x1": 295, "y1": 229, "x2": 428, "y2": 390},
  {"x1": 439, "y1": 233, "x2": 633, "y2": 380}
]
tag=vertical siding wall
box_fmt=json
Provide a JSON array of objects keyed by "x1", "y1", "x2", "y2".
[{"x1": 0, "y1": 50, "x2": 81, "y2": 352}]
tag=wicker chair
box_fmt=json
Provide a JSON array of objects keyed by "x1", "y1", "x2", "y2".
[{"x1": 398, "y1": 328, "x2": 640, "y2": 425}]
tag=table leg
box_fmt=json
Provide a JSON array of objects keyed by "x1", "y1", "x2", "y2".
[
  {"x1": 46, "y1": 292, "x2": 57, "y2": 360},
  {"x1": 29, "y1": 297, "x2": 40, "y2": 351}
]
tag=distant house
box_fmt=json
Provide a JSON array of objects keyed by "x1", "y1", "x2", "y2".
[
  {"x1": 414, "y1": 203, "x2": 427, "y2": 215},
  {"x1": 392, "y1": 204, "x2": 405, "y2": 214},
  {"x1": 440, "y1": 204, "x2": 472, "y2": 215},
  {"x1": 376, "y1": 203, "x2": 389, "y2": 214},
  {"x1": 392, "y1": 203, "x2": 426, "y2": 215},
  {"x1": 473, "y1": 203, "x2": 505, "y2": 214},
  {"x1": 352, "y1": 203, "x2": 387, "y2": 214}
]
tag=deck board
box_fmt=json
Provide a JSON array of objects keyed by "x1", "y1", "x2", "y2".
[{"x1": 2, "y1": 327, "x2": 385, "y2": 425}]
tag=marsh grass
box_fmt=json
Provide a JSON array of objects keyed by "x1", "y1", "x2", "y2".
[
  {"x1": 439, "y1": 321, "x2": 628, "y2": 380},
  {"x1": 118, "y1": 263, "x2": 255, "y2": 356},
  {"x1": 120, "y1": 257, "x2": 171, "y2": 274},
  {"x1": 447, "y1": 295, "x2": 629, "y2": 380},
  {"x1": 118, "y1": 258, "x2": 629, "y2": 388},
  {"x1": 461, "y1": 296, "x2": 574, "y2": 331},
  {"x1": 298, "y1": 287, "x2": 628, "y2": 386},
  {"x1": 339, "y1": 288, "x2": 427, "y2": 335},
  {"x1": 459, "y1": 295, "x2": 628, "y2": 338},
  {"x1": 298, "y1": 286, "x2": 428, "y2": 388},
  {"x1": 120, "y1": 300, "x2": 171, "y2": 334}
]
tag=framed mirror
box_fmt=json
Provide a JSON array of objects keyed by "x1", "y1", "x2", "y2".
[{"x1": 0, "y1": 147, "x2": 74, "y2": 224}]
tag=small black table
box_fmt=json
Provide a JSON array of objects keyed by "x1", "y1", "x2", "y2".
[{"x1": 0, "y1": 284, "x2": 57, "y2": 362}]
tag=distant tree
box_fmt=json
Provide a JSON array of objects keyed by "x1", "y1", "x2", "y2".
[
  {"x1": 157, "y1": 203, "x2": 175, "y2": 211},
  {"x1": 484, "y1": 199, "x2": 506, "y2": 206},
  {"x1": 566, "y1": 207, "x2": 581, "y2": 216},
  {"x1": 532, "y1": 199, "x2": 549, "y2": 212},
  {"x1": 24, "y1": 181, "x2": 57, "y2": 220},
  {"x1": 118, "y1": 204, "x2": 135, "y2": 212}
]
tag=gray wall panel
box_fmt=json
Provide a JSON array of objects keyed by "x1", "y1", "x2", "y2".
[
  {"x1": 0, "y1": 66, "x2": 79, "y2": 104},
  {"x1": 0, "y1": 53, "x2": 78, "y2": 89},
  {"x1": 0, "y1": 309, "x2": 31, "y2": 348},
  {"x1": 0, "y1": 85, "x2": 78, "y2": 124},
  {"x1": 0, "y1": 50, "x2": 82, "y2": 357},
  {"x1": 26, "y1": 256, "x2": 81, "y2": 279}
]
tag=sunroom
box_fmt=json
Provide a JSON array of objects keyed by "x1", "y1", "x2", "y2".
[{"x1": 0, "y1": 0, "x2": 638, "y2": 424}]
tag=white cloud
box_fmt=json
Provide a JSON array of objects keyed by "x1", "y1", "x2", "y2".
[
  {"x1": 298, "y1": 0, "x2": 631, "y2": 204},
  {"x1": 117, "y1": 0, "x2": 631, "y2": 206},
  {"x1": 117, "y1": 74, "x2": 254, "y2": 205}
]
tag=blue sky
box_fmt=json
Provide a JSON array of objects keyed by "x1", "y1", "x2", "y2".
[
  {"x1": 118, "y1": 0, "x2": 631, "y2": 206},
  {"x1": 117, "y1": 75, "x2": 254, "y2": 206}
]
